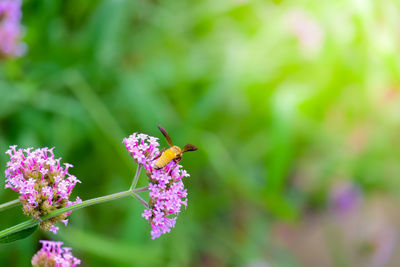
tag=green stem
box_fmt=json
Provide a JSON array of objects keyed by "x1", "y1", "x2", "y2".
[
  {"x1": 0, "y1": 187, "x2": 148, "y2": 239},
  {"x1": 0, "y1": 219, "x2": 38, "y2": 238},
  {"x1": 0, "y1": 199, "x2": 20, "y2": 212},
  {"x1": 130, "y1": 164, "x2": 142, "y2": 190},
  {"x1": 133, "y1": 186, "x2": 148, "y2": 193},
  {"x1": 42, "y1": 190, "x2": 133, "y2": 220}
]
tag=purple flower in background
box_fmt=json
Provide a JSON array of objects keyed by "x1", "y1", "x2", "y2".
[
  {"x1": 124, "y1": 132, "x2": 190, "y2": 239},
  {"x1": 31, "y1": 240, "x2": 81, "y2": 267},
  {"x1": 0, "y1": 0, "x2": 26, "y2": 57},
  {"x1": 5, "y1": 146, "x2": 81, "y2": 233},
  {"x1": 330, "y1": 182, "x2": 362, "y2": 215}
]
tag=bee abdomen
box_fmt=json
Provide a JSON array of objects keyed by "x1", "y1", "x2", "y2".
[{"x1": 154, "y1": 149, "x2": 176, "y2": 170}]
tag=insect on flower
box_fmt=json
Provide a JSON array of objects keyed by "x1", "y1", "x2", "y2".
[{"x1": 154, "y1": 125, "x2": 198, "y2": 170}]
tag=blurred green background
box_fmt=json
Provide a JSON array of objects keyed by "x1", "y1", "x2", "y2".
[{"x1": 1, "y1": 0, "x2": 400, "y2": 266}]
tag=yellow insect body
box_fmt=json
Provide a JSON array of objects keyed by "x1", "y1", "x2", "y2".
[
  {"x1": 154, "y1": 125, "x2": 197, "y2": 170},
  {"x1": 154, "y1": 146, "x2": 181, "y2": 170}
]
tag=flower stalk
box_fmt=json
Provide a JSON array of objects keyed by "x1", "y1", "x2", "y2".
[
  {"x1": 130, "y1": 164, "x2": 142, "y2": 191},
  {"x1": 0, "y1": 187, "x2": 148, "y2": 239},
  {"x1": 0, "y1": 198, "x2": 20, "y2": 212}
]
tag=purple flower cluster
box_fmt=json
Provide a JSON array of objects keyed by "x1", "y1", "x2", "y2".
[
  {"x1": 31, "y1": 240, "x2": 81, "y2": 267},
  {"x1": 5, "y1": 145, "x2": 81, "y2": 233},
  {"x1": 143, "y1": 161, "x2": 190, "y2": 239},
  {"x1": 0, "y1": 0, "x2": 26, "y2": 58},
  {"x1": 124, "y1": 132, "x2": 190, "y2": 239},
  {"x1": 123, "y1": 133, "x2": 160, "y2": 166}
]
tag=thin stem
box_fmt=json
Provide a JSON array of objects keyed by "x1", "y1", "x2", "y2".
[
  {"x1": 0, "y1": 219, "x2": 38, "y2": 238},
  {"x1": 41, "y1": 190, "x2": 133, "y2": 220},
  {"x1": 130, "y1": 164, "x2": 142, "y2": 190},
  {"x1": 0, "y1": 187, "x2": 149, "y2": 239},
  {"x1": 0, "y1": 199, "x2": 20, "y2": 212},
  {"x1": 133, "y1": 186, "x2": 149, "y2": 193},
  {"x1": 131, "y1": 193, "x2": 149, "y2": 208}
]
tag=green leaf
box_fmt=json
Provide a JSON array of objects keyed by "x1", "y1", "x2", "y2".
[{"x1": 0, "y1": 225, "x2": 38, "y2": 244}]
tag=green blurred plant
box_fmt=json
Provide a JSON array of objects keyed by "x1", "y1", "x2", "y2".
[{"x1": 1, "y1": 0, "x2": 400, "y2": 266}]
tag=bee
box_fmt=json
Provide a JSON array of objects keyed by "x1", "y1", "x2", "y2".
[{"x1": 154, "y1": 125, "x2": 198, "y2": 170}]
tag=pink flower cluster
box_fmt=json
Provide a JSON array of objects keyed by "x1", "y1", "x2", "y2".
[
  {"x1": 124, "y1": 133, "x2": 190, "y2": 239},
  {"x1": 123, "y1": 133, "x2": 160, "y2": 166},
  {"x1": 0, "y1": 0, "x2": 26, "y2": 57},
  {"x1": 143, "y1": 162, "x2": 190, "y2": 239},
  {"x1": 4, "y1": 145, "x2": 81, "y2": 233},
  {"x1": 31, "y1": 240, "x2": 81, "y2": 267}
]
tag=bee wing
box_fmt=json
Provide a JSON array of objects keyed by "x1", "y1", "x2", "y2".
[
  {"x1": 182, "y1": 144, "x2": 198, "y2": 153},
  {"x1": 158, "y1": 125, "x2": 174, "y2": 147}
]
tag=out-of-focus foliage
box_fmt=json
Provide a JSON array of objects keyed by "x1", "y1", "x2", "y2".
[{"x1": 1, "y1": 0, "x2": 400, "y2": 266}]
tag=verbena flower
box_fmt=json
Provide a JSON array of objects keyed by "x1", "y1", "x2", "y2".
[
  {"x1": 123, "y1": 133, "x2": 160, "y2": 167},
  {"x1": 143, "y1": 161, "x2": 190, "y2": 239},
  {"x1": 31, "y1": 240, "x2": 81, "y2": 267},
  {"x1": 124, "y1": 132, "x2": 190, "y2": 239},
  {"x1": 0, "y1": 0, "x2": 26, "y2": 58},
  {"x1": 4, "y1": 146, "x2": 81, "y2": 233}
]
